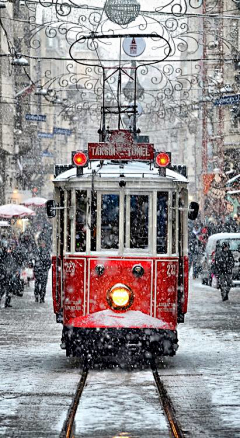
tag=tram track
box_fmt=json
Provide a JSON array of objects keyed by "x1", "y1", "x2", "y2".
[
  {"x1": 59, "y1": 363, "x2": 185, "y2": 438},
  {"x1": 59, "y1": 367, "x2": 88, "y2": 438},
  {"x1": 151, "y1": 363, "x2": 185, "y2": 438}
]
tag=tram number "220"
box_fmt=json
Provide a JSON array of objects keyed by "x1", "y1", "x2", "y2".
[{"x1": 167, "y1": 264, "x2": 176, "y2": 277}]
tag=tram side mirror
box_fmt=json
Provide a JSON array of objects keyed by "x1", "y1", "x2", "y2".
[
  {"x1": 46, "y1": 200, "x2": 56, "y2": 218},
  {"x1": 188, "y1": 202, "x2": 199, "y2": 220}
]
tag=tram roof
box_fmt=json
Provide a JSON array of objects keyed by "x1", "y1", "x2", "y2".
[{"x1": 54, "y1": 161, "x2": 188, "y2": 183}]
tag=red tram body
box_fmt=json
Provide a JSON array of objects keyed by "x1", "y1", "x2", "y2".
[{"x1": 49, "y1": 131, "x2": 197, "y2": 359}]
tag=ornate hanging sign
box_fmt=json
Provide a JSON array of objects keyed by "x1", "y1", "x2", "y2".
[{"x1": 122, "y1": 37, "x2": 146, "y2": 57}]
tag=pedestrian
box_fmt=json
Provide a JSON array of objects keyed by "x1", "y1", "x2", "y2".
[
  {"x1": 188, "y1": 222, "x2": 201, "y2": 279},
  {"x1": 0, "y1": 238, "x2": 8, "y2": 307},
  {"x1": 19, "y1": 230, "x2": 38, "y2": 265},
  {"x1": 214, "y1": 241, "x2": 235, "y2": 301},
  {"x1": 38, "y1": 222, "x2": 52, "y2": 252},
  {"x1": 0, "y1": 240, "x2": 20, "y2": 308},
  {"x1": 8, "y1": 240, "x2": 25, "y2": 298},
  {"x1": 33, "y1": 239, "x2": 51, "y2": 303}
]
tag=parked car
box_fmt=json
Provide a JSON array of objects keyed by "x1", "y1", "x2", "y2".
[{"x1": 201, "y1": 232, "x2": 240, "y2": 287}]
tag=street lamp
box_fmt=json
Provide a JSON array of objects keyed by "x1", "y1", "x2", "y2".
[
  {"x1": 104, "y1": 0, "x2": 140, "y2": 25},
  {"x1": 122, "y1": 62, "x2": 144, "y2": 101},
  {"x1": 35, "y1": 87, "x2": 52, "y2": 96},
  {"x1": 232, "y1": 0, "x2": 240, "y2": 10},
  {"x1": 53, "y1": 96, "x2": 63, "y2": 104},
  {"x1": 11, "y1": 56, "x2": 29, "y2": 66}
]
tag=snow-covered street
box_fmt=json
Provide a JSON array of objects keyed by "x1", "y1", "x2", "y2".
[
  {"x1": 1, "y1": 2, "x2": 240, "y2": 438},
  {"x1": 0, "y1": 278, "x2": 240, "y2": 437}
]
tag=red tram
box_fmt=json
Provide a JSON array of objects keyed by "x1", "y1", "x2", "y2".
[{"x1": 47, "y1": 130, "x2": 198, "y2": 359}]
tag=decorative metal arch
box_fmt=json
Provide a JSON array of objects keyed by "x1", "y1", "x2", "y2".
[{"x1": 4, "y1": 0, "x2": 239, "y2": 129}]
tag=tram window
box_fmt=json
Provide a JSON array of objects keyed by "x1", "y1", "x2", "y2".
[
  {"x1": 59, "y1": 189, "x2": 64, "y2": 257},
  {"x1": 75, "y1": 190, "x2": 87, "y2": 252},
  {"x1": 101, "y1": 194, "x2": 119, "y2": 249},
  {"x1": 91, "y1": 192, "x2": 97, "y2": 252},
  {"x1": 66, "y1": 190, "x2": 72, "y2": 252},
  {"x1": 172, "y1": 192, "x2": 176, "y2": 254},
  {"x1": 157, "y1": 192, "x2": 168, "y2": 254},
  {"x1": 130, "y1": 195, "x2": 148, "y2": 249}
]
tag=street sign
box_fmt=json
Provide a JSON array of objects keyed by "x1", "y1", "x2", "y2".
[
  {"x1": 38, "y1": 132, "x2": 53, "y2": 138},
  {"x1": 53, "y1": 127, "x2": 72, "y2": 136},
  {"x1": 122, "y1": 37, "x2": 146, "y2": 57},
  {"x1": 25, "y1": 113, "x2": 46, "y2": 122},
  {"x1": 214, "y1": 94, "x2": 240, "y2": 106},
  {"x1": 42, "y1": 149, "x2": 54, "y2": 157},
  {"x1": 88, "y1": 130, "x2": 154, "y2": 161}
]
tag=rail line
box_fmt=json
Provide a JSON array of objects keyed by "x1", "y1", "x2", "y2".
[
  {"x1": 59, "y1": 363, "x2": 185, "y2": 438},
  {"x1": 59, "y1": 367, "x2": 88, "y2": 438},
  {"x1": 151, "y1": 363, "x2": 185, "y2": 438}
]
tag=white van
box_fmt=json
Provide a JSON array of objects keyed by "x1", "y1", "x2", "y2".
[{"x1": 201, "y1": 232, "x2": 240, "y2": 287}]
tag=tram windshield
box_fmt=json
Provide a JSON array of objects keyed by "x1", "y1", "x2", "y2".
[
  {"x1": 101, "y1": 194, "x2": 119, "y2": 249},
  {"x1": 129, "y1": 195, "x2": 149, "y2": 249},
  {"x1": 65, "y1": 189, "x2": 172, "y2": 254},
  {"x1": 157, "y1": 192, "x2": 168, "y2": 254},
  {"x1": 75, "y1": 190, "x2": 87, "y2": 252}
]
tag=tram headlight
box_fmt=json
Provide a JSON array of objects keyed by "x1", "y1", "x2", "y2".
[{"x1": 107, "y1": 283, "x2": 134, "y2": 311}]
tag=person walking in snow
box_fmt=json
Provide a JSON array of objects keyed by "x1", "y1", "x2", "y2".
[
  {"x1": 214, "y1": 241, "x2": 235, "y2": 301},
  {"x1": 33, "y1": 239, "x2": 51, "y2": 303},
  {"x1": 38, "y1": 222, "x2": 52, "y2": 252},
  {"x1": 188, "y1": 222, "x2": 201, "y2": 279},
  {"x1": 0, "y1": 240, "x2": 20, "y2": 308},
  {"x1": 0, "y1": 239, "x2": 8, "y2": 307}
]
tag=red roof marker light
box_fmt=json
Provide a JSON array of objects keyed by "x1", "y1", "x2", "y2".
[
  {"x1": 72, "y1": 151, "x2": 88, "y2": 167},
  {"x1": 155, "y1": 152, "x2": 171, "y2": 168}
]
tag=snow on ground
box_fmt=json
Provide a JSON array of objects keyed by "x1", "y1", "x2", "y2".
[
  {"x1": 0, "y1": 276, "x2": 240, "y2": 437},
  {"x1": 0, "y1": 277, "x2": 81, "y2": 438},
  {"x1": 74, "y1": 370, "x2": 170, "y2": 437},
  {"x1": 160, "y1": 279, "x2": 240, "y2": 437}
]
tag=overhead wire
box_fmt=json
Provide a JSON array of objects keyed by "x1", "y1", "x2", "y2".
[
  {"x1": 13, "y1": 0, "x2": 240, "y2": 19},
  {"x1": 1, "y1": 2, "x2": 239, "y2": 130}
]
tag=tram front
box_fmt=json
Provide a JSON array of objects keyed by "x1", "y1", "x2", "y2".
[{"x1": 48, "y1": 131, "x2": 198, "y2": 359}]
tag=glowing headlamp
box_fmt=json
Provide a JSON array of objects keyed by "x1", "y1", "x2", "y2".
[{"x1": 107, "y1": 283, "x2": 134, "y2": 311}]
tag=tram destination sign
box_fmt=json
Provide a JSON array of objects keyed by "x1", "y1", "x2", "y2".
[
  {"x1": 88, "y1": 130, "x2": 154, "y2": 161},
  {"x1": 88, "y1": 142, "x2": 154, "y2": 161}
]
